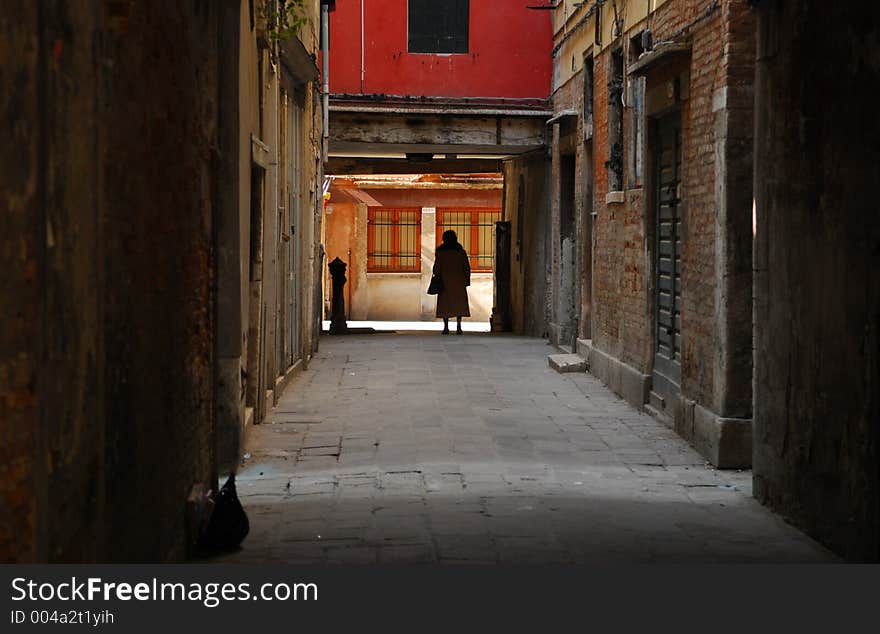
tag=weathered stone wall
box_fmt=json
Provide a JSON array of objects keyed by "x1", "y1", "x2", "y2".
[
  {"x1": 41, "y1": 0, "x2": 109, "y2": 563},
  {"x1": 712, "y1": 0, "x2": 755, "y2": 420},
  {"x1": 504, "y1": 152, "x2": 551, "y2": 338},
  {"x1": 300, "y1": 63, "x2": 324, "y2": 365},
  {"x1": 215, "y1": 0, "x2": 245, "y2": 473},
  {"x1": 549, "y1": 72, "x2": 593, "y2": 349},
  {"x1": 1, "y1": 0, "x2": 326, "y2": 562},
  {"x1": 752, "y1": 0, "x2": 880, "y2": 561},
  {"x1": 220, "y1": 0, "x2": 324, "y2": 463},
  {"x1": 0, "y1": 0, "x2": 47, "y2": 564},
  {"x1": 99, "y1": 0, "x2": 219, "y2": 562}
]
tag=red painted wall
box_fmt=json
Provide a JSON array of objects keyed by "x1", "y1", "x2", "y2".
[{"x1": 329, "y1": 0, "x2": 552, "y2": 99}]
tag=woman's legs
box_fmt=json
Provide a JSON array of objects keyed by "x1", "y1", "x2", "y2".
[
  {"x1": 456, "y1": 316, "x2": 463, "y2": 335},
  {"x1": 442, "y1": 317, "x2": 449, "y2": 334}
]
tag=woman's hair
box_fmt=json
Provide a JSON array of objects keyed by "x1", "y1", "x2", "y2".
[{"x1": 441, "y1": 230, "x2": 458, "y2": 244}]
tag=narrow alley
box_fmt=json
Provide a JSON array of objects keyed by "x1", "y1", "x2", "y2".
[
  {"x1": 2, "y1": 0, "x2": 877, "y2": 572},
  {"x1": 219, "y1": 334, "x2": 831, "y2": 563}
]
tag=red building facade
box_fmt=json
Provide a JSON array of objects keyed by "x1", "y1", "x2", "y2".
[{"x1": 329, "y1": 0, "x2": 552, "y2": 100}]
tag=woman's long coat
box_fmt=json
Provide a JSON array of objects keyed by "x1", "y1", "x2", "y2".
[{"x1": 433, "y1": 244, "x2": 471, "y2": 318}]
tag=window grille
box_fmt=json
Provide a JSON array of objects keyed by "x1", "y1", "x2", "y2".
[
  {"x1": 408, "y1": 0, "x2": 469, "y2": 54},
  {"x1": 436, "y1": 207, "x2": 502, "y2": 272},
  {"x1": 367, "y1": 207, "x2": 422, "y2": 272}
]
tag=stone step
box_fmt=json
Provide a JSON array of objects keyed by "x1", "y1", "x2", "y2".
[
  {"x1": 576, "y1": 338, "x2": 592, "y2": 358},
  {"x1": 649, "y1": 390, "x2": 666, "y2": 411},
  {"x1": 547, "y1": 353, "x2": 587, "y2": 373}
]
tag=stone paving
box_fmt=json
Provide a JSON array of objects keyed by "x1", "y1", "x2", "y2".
[{"x1": 216, "y1": 334, "x2": 835, "y2": 564}]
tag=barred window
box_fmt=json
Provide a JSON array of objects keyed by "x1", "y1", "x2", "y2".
[
  {"x1": 436, "y1": 207, "x2": 501, "y2": 272},
  {"x1": 408, "y1": 0, "x2": 469, "y2": 54},
  {"x1": 367, "y1": 207, "x2": 422, "y2": 272}
]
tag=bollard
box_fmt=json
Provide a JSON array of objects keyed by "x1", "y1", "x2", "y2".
[{"x1": 328, "y1": 257, "x2": 348, "y2": 335}]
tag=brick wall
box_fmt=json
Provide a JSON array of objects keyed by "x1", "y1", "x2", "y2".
[
  {"x1": 562, "y1": 0, "x2": 752, "y2": 406},
  {"x1": 590, "y1": 26, "x2": 654, "y2": 374},
  {"x1": 679, "y1": 6, "x2": 722, "y2": 407}
]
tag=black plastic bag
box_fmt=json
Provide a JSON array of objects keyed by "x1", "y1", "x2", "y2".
[{"x1": 199, "y1": 474, "x2": 249, "y2": 551}]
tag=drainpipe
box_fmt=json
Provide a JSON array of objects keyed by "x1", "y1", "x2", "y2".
[{"x1": 321, "y1": 1, "x2": 330, "y2": 162}]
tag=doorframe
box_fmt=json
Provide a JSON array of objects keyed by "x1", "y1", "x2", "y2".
[{"x1": 646, "y1": 107, "x2": 684, "y2": 400}]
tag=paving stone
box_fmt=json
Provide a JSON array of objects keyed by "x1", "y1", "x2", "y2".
[{"x1": 215, "y1": 334, "x2": 836, "y2": 564}]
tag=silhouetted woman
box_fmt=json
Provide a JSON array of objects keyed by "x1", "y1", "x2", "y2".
[{"x1": 433, "y1": 229, "x2": 471, "y2": 335}]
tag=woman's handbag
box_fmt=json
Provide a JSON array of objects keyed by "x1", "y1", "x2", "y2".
[{"x1": 427, "y1": 275, "x2": 443, "y2": 295}]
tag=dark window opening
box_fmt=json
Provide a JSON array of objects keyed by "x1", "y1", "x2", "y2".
[
  {"x1": 606, "y1": 48, "x2": 624, "y2": 192},
  {"x1": 408, "y1": 0, "x2": 469, "y2": 54},
  {"x1": 627, "y1": 33, "x2": 645, "y2": 188},
  {"x1": 560, "y1": 155, "x2": 576, "y2": 242},
  {"x1": 629, "y1": 30, "x2": 645, "y2": 61},
  {"x1": 249, "y1": 165, "x2": 265, "y2": 282},
  {"x1": 583, "y1": 55, "x2": 594, "y2": 140}
]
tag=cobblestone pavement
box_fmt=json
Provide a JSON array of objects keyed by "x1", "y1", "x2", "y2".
[{"x1": 216, "y1": 334, "x2": 834, "y2": 563}]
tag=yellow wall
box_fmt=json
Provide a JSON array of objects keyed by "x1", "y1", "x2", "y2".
[{"x1": 552, "y1": 0, "x2": 670, "y2": 91}]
